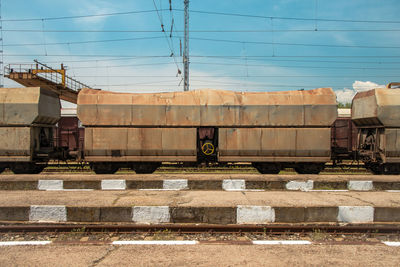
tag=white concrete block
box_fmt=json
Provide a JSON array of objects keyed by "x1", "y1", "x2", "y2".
[
  {"x1": 348, "y1": 181, "x2": 373, "y2": 191},
  {"x1": 338, "y1": 206, "x2": 374, "y2": 223},
  {"x1": 285, "y1": 180, "x2": 313, "y2": 191},
  {"x1": 383, "y1": 241, "x2": 400, "y2": 247},
  {"x1": 101, "y1": 180, "x2": 126, "y2": 190},
  {"x1": 237, "y1": 206, "x2": 275, "y2": 224},
  {"x1": 38, "y1": 180, "x2": 63, "y2": 190},
  {"x1": 252, "y1": 240, "x2": 311, "y2": 245},
  {"x1": 132, "y1": 206, "x2": 170, "y2": 223},
  {"x1": 223, "y1": 179, "x2": 246, "y2": 191},
  {"x1": 163, "y1": 179, "x2": 188, "y2": 190},
  {"x1": 29, "y1": 205, "x2": 67, "y2": 222},
  {"x1": 0, "y1": 241, "x2": 52, "y2": 246},
  {"x1": 113, "y1": 240, "x2": 198, "y2": 245}
]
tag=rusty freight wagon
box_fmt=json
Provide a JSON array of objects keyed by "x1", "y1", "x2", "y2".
[
  {"x1": 0, "y1": 87, "x2": 61, "y2": 173},
  {"x1": 331, "y1": 108, "x2": 357, "y2": 162},
  {"x1": 53, "y1": 108, "x2": 84, "y2": 157},
  {"x1": 352, "y1": 85, "x2": 400, "y2": 174},
  {"x1": 77, "y1": 87, "x2": 338, "y2": 174}
]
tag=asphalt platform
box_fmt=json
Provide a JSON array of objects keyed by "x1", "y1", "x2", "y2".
[
  {"x1": 0, "y1": 174, "x2": 399, "y2": 225},
  {"x1": 0, "y1": 174, "x2": 399, "y2": 191}
]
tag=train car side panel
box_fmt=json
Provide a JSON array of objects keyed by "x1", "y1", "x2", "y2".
[
  {"x1": 218, "y1": 128, "x2": 330, "y2": 161},
  {"x1": 0, "y1": 127, "x2": 32, "y2": 161},
  {"x1": 385, "y1": 129, "x2": 400, "y2": 160},
  {"x1": 84, "y1": 127, "x2": 197, "y2": 161}
]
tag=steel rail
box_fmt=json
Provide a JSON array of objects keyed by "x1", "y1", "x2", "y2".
[{"x1": 1, "y1": 224, "x2": 399, "y2": 235}]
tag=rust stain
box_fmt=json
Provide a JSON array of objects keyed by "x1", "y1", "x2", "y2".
[{"x1": 77, "y1": 88, "x2": 337, "y2": 127}]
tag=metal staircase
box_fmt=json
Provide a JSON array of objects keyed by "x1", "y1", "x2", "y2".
[{"x1": 4, "y1": 60, "x2": 91, "y2": 103}]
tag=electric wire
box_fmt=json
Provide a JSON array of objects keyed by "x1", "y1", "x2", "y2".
[
  {"x1": 5, "y1": 29, "x2": 400, "y2": 33},
  {"x1": 5, "y1": 35, "x2": 400, "y2": 49},
  {"x1": 152, "y1": 0, "x2": 182, "y2": 77},
  {"x1": 3, "y1": 8, "x2": 400, "y2": 24},
  {"x1": 187, "y1": 9, "x2": 400, "y2": 24}
]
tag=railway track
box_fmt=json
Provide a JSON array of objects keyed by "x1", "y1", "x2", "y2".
[
  {"x1": 1, "y1": 224, "x2": 399, "y2": 235},
  {"x1": 5, "y1": 162, "x2": 368, "y2": 174}
]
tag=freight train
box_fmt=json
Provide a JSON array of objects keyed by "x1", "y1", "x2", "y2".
[{"x1": 0, "y1": 86, "x2": 399, "y2": 175}]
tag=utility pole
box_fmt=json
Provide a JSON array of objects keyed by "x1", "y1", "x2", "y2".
[{"x1": 183, "y1": 0, "x2": 189, "y2": 91}]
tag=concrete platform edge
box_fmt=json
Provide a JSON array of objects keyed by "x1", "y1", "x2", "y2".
[{"x1": 0, "y1": 206, "x2": 399, "y2": 224}]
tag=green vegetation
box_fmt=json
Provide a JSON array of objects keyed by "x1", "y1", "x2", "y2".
[{"x1": 338, "y1": 102, "x2": 351, "y2": 108}]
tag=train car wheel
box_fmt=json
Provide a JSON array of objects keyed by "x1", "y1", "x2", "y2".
[
  {"x1": 0, "y1": 165, "x2": 6, "y2": 174},
  {"x1": 252, "y1": 163, "x2": 281, "y2": 174},
  {"x1": 294, "y1": 163, "x2": 325, "y2": 174},
  {"x1": 133, "y1": 163, "x2": 160, "y2": 174},
  {"x1": 384, "y1": 164, "x2": 400, "y2": 175},
  {"x1": 365, "y1": 163, "x2": 383, "y2": 175},
  {"x1": 91, "y1": 163, "x2": 119, "y2": 174},
  {"x1": 11, "y1": 163, "x2": 45, "y2": 174}
]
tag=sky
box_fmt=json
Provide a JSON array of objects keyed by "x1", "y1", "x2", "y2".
[{"x1": 1, "y1": 0, "x2": 400, "y2": 107}]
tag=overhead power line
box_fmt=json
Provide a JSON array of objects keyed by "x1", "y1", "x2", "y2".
[
  {"x1": 188, "y1": 9, "x2": 400, "y2": 24},
  {"x1": 152, "y1": 0, "x2": 182, "y2": 77},
  {"x1": 73, "y1": 74, "x2": 400, "y2": 78},
  {"x1": 5, "y1": 29, "x2": 400, "y2": 33},
  {"x1": 62, "y1": 61, "x2": 400, "y2": 70},
  {"x1": 3, "y1": 8, "x2": 400, "y2": 24},
  {"x1": 10, "y1": 56, "x2": 400, "y2": 65},
  {"x1": 72, "y1": 62, "x2": 175, "y2": 69},
  {"x1": 190, "y1": 37, "x2": 400, "y2": 49},
  {"x1": 1, "y1": 9, "x2": 167, "y2": 22},
  {"x1": 3, "y1": 36, "x2": 164, "y2": 47},
  {"x1": 5, "y1": 35, "x2": 400, "y2": 49},
  {"x1": 5, "y1": 54, "x2": 400, "y2": 59},
  {"x1": 191, "y1": 62, "x2": 398, "y2": 70}
]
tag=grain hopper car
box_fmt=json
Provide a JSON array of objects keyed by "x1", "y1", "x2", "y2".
[
  {"x1": 77, "y1": 87, "x2": 338, "y2": 174},
  {"x1": 0, "y1": 87, "x2": 63, "y2": 173},
  {"x1": 352, "y1": 84, "x2": 400, "y2": 174}
]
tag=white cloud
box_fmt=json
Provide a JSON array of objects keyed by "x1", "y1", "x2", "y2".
[
  {"x1": 335, "y1": 88, "x2": 356, "y2": 104},
  {"x1": 352, "y1": 80, "x2": 385, "y2": 92},
  {"x1": 335, "y1": 80, "x2": 385, "y2": 104}
]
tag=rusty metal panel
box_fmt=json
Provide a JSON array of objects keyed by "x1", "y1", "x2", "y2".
[
  {"x1": 0, "y1": 127, "x2": 32, "y2": 161},
  {"x1": 331, "y1": 117, "x2": 357, "y2": 153},
  {"x1": 352, "y1": 88, "x2": 400, "y2": 127},
  {"x1": 97, "y1": 93, "x2": 132, "y2": 126},
  {"x1": 0, "y1": 87, "x2": 60, "y2": 126},
  {"x1": 352, "y1": 90, "x2": 379, "y2": 126},
  {"x1": 76, "y1": 90, "x2": 98, "y2": 125},
  {"x1": 127, "y1": 128, "x2": 162, "y2": 155},
  {"x1": 385, "y1": 129, "x2": 400, "y2": 158},
  {"x1": 295, "y1": 128, "x2": 331, "y2": 157},
  {"x1": 85, "y1": 127, "x2": 196, "y2": 159},
  {"x1": 305, "y1": 105, "x2": 338, "y2": 126},
  {"x1": 219, "y1": 128, "x2": 330, "y2": 160},
  {"x1": 54, "y1": 117, "x2": 82, "y2": 151},
  {"x1": 78, "y1": 88, "x2": 337, "y2": 127},
  {"x1": 261, "y1": 128, "x2": 297, "y2": 156},
  {"x1": 376, "y1": 88, "x2": 400, "y2": 127}
]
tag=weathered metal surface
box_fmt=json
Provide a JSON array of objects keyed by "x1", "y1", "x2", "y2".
[
  {"x1": 352, "y1": 88, "x2": 400, "y2": 127},
  {"x1": 84, "y1": 127, "x2": 197, "y2": 161},
  {"x1": 54, "y1": 117, "x2": 84, "y2": 151},
  {"x1": 331, "y1": 117, "x2": 357, "y2": 155},
  {"x1": 77, "y1": 88, "x2": 337, "y2": 127},
  {"x1": 0, "y1": 87, "x2": 60, "y2": 125},
  {"x1": 385, "y1": 129, "x2": 400, "y2": 160},
  {"x1": 0, "y1": 127, "x2": 32, "y2": 161},
  {"x1": 218, "y1": 128, "x2": 331, "y2": 162}
]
